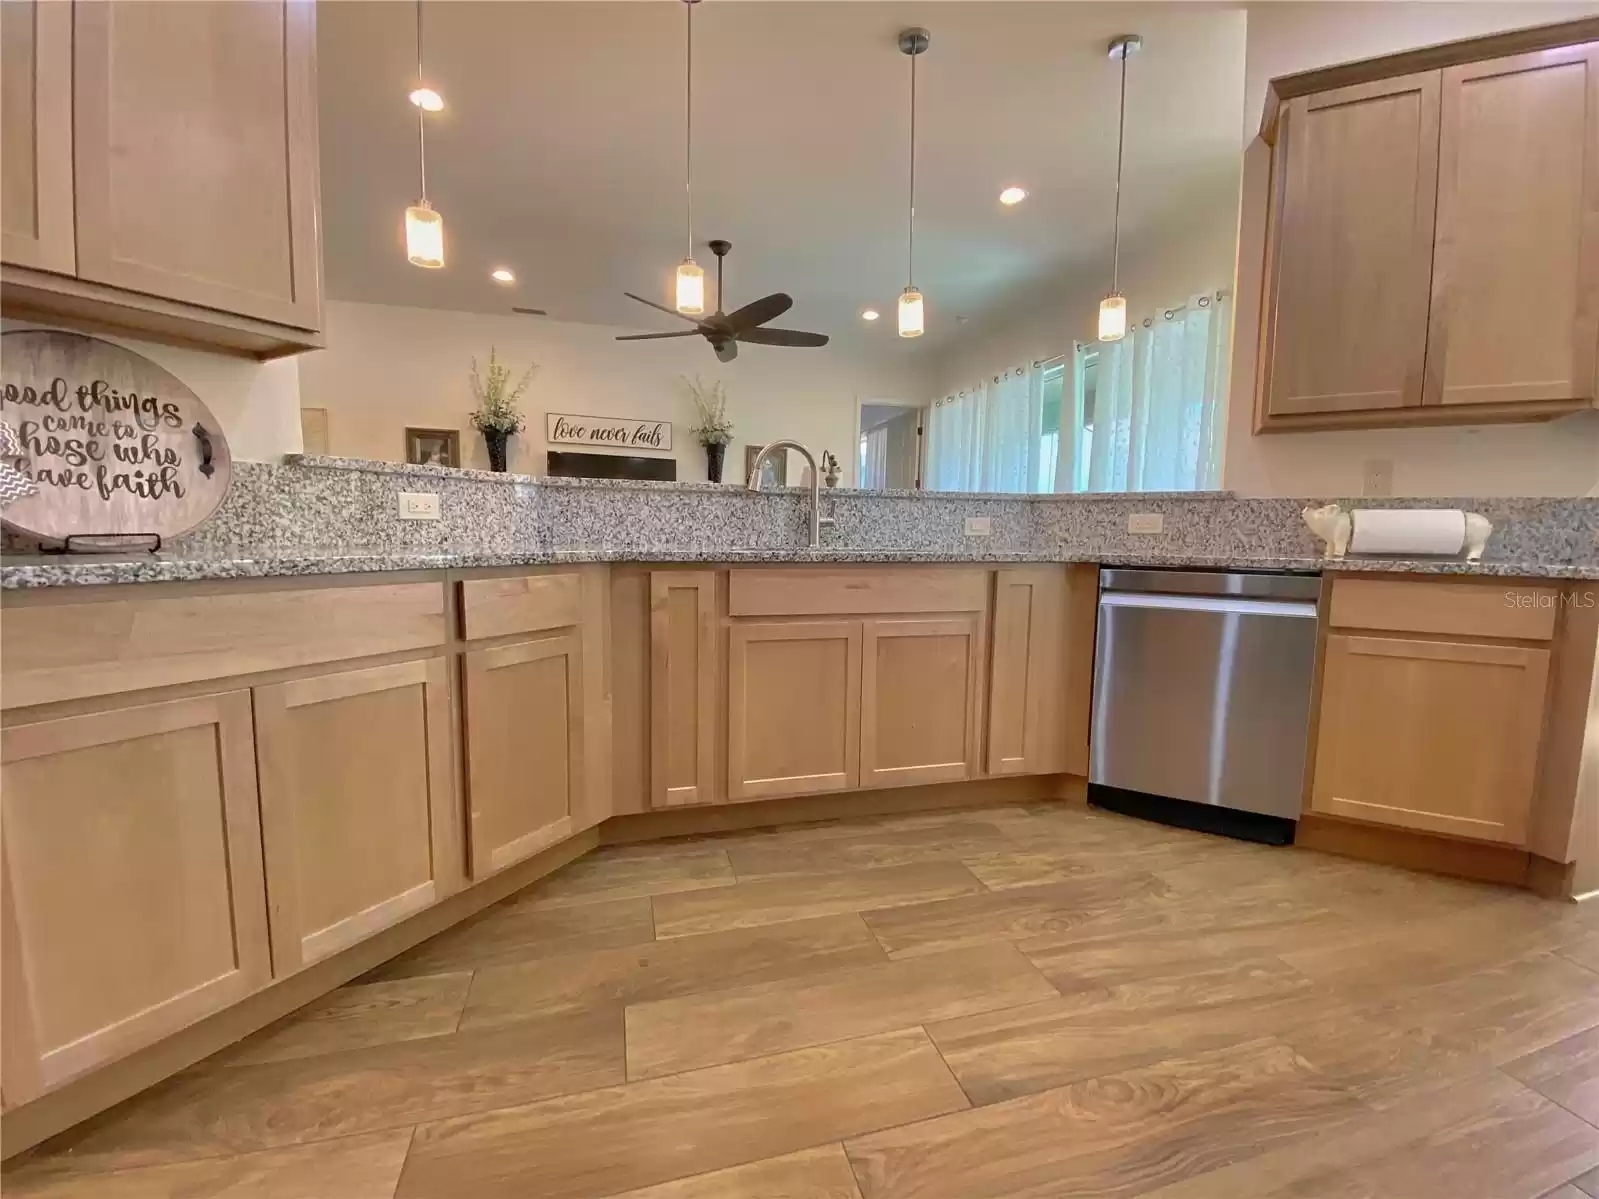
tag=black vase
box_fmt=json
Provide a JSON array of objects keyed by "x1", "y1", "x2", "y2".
[
  {"x1": 483, "y1": 429, "x2": 510, "y2": 473},
  {"x1": 705, "y1": 441, "x2": 726, "y2": 483}
]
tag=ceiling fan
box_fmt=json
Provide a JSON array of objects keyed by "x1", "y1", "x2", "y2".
[{"x1": 617, "y1": 240, "x2": 829, "y2": 363}]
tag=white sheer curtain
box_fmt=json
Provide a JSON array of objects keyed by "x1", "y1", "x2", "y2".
[
  {"x1": 1084, "y1": 290, "x2": 1230, "y2": 493},
  {"x1": 860, "y1": 424, "x2": 889, "y2": 489},
  {"x1": 925, "y1": 365, "x2": 1042, "y2": 492}
]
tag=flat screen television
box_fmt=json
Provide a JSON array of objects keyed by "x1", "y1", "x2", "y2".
[{"x1": 547, "y1": 451, "x2": 676, "y2": 481}]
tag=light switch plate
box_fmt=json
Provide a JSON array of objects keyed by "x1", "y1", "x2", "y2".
[
  {"x1": 398, "y1": 491, "x2": 441, "y2": 521},
  {"x1": 1127, "y1": 512, "x2": 1164, "y2": 535},
  {"x1": 964, "y1": 516, "x2": 993, "y2": 537}
]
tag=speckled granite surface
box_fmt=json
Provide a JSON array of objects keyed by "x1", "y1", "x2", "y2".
[{"x1": 3, "y1": 457, "x2": 1595, "y2": 588}]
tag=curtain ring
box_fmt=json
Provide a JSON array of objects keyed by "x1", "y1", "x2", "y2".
[
  {"x1": 1164, "y1": 309, "x2": 1177, "y2": 321},
  {"x1": 1198, "y1": 295, "x2": 1211, "y2": 308}
]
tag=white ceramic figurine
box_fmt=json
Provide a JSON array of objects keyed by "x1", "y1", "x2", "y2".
[{"x1": 1301, "y1": 503, "x2": 1351, "y2": 559}]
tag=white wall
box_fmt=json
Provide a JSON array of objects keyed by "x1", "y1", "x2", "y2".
[
  {"x1": 1, "y1": 320, "x2": 303, "y2": 462},
  {"x1": 1224, "y1": 1, "x2": 1599, "y2": 498},
  {"x1": 297, "y1": 301, "x2": 919, "y2": 484}
]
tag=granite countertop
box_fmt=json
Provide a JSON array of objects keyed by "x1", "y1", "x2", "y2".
[{"x1": 4, "y1": 545, "x2": 1594, "y2": 589}]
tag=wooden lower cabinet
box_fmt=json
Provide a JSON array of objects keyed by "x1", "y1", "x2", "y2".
[
  {"x1": 1, "y1": 693, "x2": 271, "y2": 1104},
  {"x1": 987, "y1": 565, "x2": 1095, "y2": 777},
  {"x1": 651, "y1": 572, "x2": 718, "y2": 808},
  {"x1": 254, "y1": 658, "x2": 461, "y2": 974},
  {"x1": 728, "y1": 620, "x2": 861, "y2": 800},
  {"x1": 463, "y1": 632, "x2": 584, "y2": 878},
  {"x1": 1310, "y1": 633, "x2": 1551, "y2": 844},
  {"x1": 861, "y1": 615, "x2": 981, "y2": 788}
]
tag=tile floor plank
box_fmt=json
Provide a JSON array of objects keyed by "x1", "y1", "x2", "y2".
[
  {"x1": 652, "y1": 863, "x2": 986, "y2": 940},
  {"x1": 522, "y1": 843, "x2": 736, "y2": 909},
  {"x1": 396, "y1": 1029, "x2": 968, "y2": 1199},
  {"x1": 600, "y1": 1144, "x2": 862, "y2": 1199},
  {"x1": 625, "y1": 942, "x2": 1059, "y2": 1080},
  {"x1": 460, "y1": 914, "x2": 887, "y2": 1030},
  {"x1": 726, "y1": 820, "x2": 1015, "y2": 881},
  {"x1": 1576, "y1": 1163, "x2": 1599, "y2": 1196},
  {"x1": 1507, "y1": 1026, "x2": 1599, "y2": 1128}
]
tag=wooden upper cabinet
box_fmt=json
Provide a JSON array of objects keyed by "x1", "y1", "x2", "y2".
[
  {"x1": 1263, "y1": 72, "x2": 1441, "y2": 418},
  {"x1": 727, "y1": 620, "x2": 861, "y2": 801},
  {"x1": 0, "y1": 0, "x2": 73, "y2": 273},
  {"x1": 255, "y1": 659, "x2": 461, "y2": 974},
  {"x1": 1310, "y1": 634, "x2": 1550, "y2": 845},
  {"x1": 650, "y1": 572, "x2": 718, "y2": 808},
  {"x1": 1, "y1": 693, "x2": 271, "y2": 1104},
  {"x1": 464, "y1": 631, "x2": 585, "y2": 877},
  {"x1": 1426, "y1": 45, "x2": 1599, "y2": 408},
  {"x1": 860, "y1": 615, "x2": 981, "y2": 789},
  {"x1": 71, "y1": 0, "x2": 322, "y2": 330}
]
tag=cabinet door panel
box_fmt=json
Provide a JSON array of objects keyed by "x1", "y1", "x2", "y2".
[
  {"x1": 862, "y1": 616, "x2": 981, "y2": 789},
  {"x1": 0, "y1": 0, "x2": 73, "y2": 273},
  {"x1": 1310, "y1": 634, "x2": 1549, "y2": 844},
  {"x1": 650, "y1": 572, "x2": 717, "y2": 808},
  {"x1": 464, "y1": 633, "x2": 583, "y2": 877},
  {"x1": 256, "y1": 659, "x2": 459, "y2": 973},
  {"x1": 987, "y1": 567, "x2": 1094, "y2": 777},
  {"x1": 72, "y1": 0, "x2": 322, "y2": 328},
  {"x1": 1264, "y1": 73, "x2": 1440, "y2": 416},
  {"x1": 1427, "y1": 45, "x2": 1599, "y2": 407},
  {"x1": 728, "y1": 620, "x2": 861, "y2": 800},
  {"x1": 1, "y1": 693, "x2": 270, "y2": 1102}
]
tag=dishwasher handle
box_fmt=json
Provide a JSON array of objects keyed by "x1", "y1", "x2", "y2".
[{"x1": 1098, "y1": 591, "x2": 1319, "y2": 618}]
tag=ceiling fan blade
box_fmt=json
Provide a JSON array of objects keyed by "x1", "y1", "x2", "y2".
[
  {"x1": 721, "y1": 293, "x2": 792, "y2": 333},
  {"x1": 623, "y1": 292, "x2": 701, "y2": 324},
  {"x1": 715, "y1": 339, "x2": 739, "y2": 363},
  {"x1": 511, "y1": 306, "x2": 547, "y2": 316},
  {"x1": 615, "y1": 331, "x2": 701, "y2": 341},
  {"x1": 737, "y1": 327, "x2": 830, "y2": 348}
]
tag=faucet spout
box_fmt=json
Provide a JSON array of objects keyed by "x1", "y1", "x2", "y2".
[{"x1": 748, "y1": 438, "x2": 832, "y2": 550}]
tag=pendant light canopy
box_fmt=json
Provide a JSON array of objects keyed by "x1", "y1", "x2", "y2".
[
  {"x1": 675, "y1": 0, "x2": 706, "y2": 315},
  {"x1": 1099, "y1": 34, "x2": 1141, "y2": 341},
  {"x1": 898, "y1": 28, "x2": 929, "y2": 338},
  {"x1": 405, "y1": 0, "x2": 444, "y2": 269}
]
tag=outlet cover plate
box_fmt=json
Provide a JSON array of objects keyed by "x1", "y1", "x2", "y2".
[
  {"x1": 398, "y1": 491, "x2": 441, "y2": 521},
  {"x1": 964, "y1": 516, "x2": 993, "y2": 537},
  {"x1": 1127, "y1": 512, "x2": 1164, "y2": 535}
]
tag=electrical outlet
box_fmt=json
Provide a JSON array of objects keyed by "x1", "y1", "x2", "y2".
[
  {"x1": 1127, "y1": 512, "x2": 1164, "y2": 535},
  {"x1": 1362, "y1": 459, "x2": 1394, "y2": 497},
  {"x1": 398, "y1": 491, "x2": 441, "y2": 521},
  {"x1": 964, "y1": 516, "x2": 993, "y2": 537}
]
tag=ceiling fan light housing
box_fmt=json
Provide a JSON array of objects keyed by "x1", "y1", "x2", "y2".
[
  {"x1": 409, "y1": 86, "x2": 444, "y2": 111},
  {"x1": 675, "y1": 258, "x2": 705, "y2": 315},
  {"x1": 1099, "y1": 293, "x2": 1127, "y2": 342},
  {"x1": 405, "y1": 201, "x2": 444, "y2": 269},
  {"x1": 898, "y1": 287, "x2": 924, "y2": 338}
]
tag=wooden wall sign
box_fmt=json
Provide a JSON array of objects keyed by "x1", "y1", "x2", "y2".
[
  {"x1": 545, "y1": 412, "x2": 672, "y2": 453},
  {"x1": 0, "y1": 330, "x2": 233, "y2": 544}
]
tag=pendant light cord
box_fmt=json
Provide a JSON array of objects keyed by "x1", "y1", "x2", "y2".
[
  {"x1": 1111, "y1": 45, "x2": 1127, "y2": 294},
  {"x1": 415, "y1": 0, "x2": 427, "y2": 204},
  {"x1": 685, "y1": 0, "x2": 694, "y2": 258},
  {"x1": 907, "y1": 47, "x2": 917, "y2": 289}
]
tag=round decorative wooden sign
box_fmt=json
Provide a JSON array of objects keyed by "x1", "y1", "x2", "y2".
[{"x1": 0, "y1": 330, "x2": 233, "y2": 543}]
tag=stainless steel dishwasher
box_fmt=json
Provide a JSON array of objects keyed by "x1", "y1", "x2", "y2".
[{"x1": 1090, "y1": 568, "x2": 1320, "y2": 843}]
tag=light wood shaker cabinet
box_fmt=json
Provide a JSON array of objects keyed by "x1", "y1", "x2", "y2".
[
  {"x1": 0, "y1": 0, "x2": 74, "y2": 274},
  {"x1": 1425, "y1": 45, "x2": 1599, "y2": 408},
  {"x1": 1, "y1": 693, "x2": 271, "y2": 1105},
  {"x1": 1309, "y1": 634, "x2": 1550, "y2": 845},
  {"x1": 727, "y1": 620, "x2": 862, "y2": 800},
  {"x1": 255, "y1": 658, "x2": 461, "y2": 975},
  {"x1": 650, "y1": 572, "x2": 718, "y2": 808},
  {"x1": 463, "y1": 631, "x2": 586, "y2": 878},
  {"x1": 1263, "y1": 73, "x2": 1441, "y2": 418},
  {"x1": 860, "y1": 615, "x2": 981, "y2": 788},
  {"x1": 987, "y1": 565, "x2": 1095, "y2": 778}
]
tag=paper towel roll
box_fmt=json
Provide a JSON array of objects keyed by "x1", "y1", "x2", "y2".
[{"x1": 1348, "y1": 508, "x2": 1467, "y2": 556}]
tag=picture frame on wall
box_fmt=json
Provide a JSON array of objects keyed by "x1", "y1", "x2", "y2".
[
  {"x1": 405, "y1": 427, "x2": 461, "y2": 468},
  {"x1": 744, "y1": 443, "x2": 787, "y2": 488}
]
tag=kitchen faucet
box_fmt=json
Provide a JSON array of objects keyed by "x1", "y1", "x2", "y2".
[{"x1": 747, "y1": 439, "x2": 834, "y2": 549}]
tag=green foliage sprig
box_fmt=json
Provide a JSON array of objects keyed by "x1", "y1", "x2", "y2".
[{"x1": 469, "y1": 348, "x2": 536, "y2": 434}]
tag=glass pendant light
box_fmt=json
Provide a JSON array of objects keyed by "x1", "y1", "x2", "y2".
[
  {"x1": 405, "y1": 0, "x2": 444, "y2": 268},
  {"x1": 898, "y1": 28, "x2": 930, "y2": 338},
  {"x1": 675, "y1": 0, "x2": 705, "y2": 314},
  {"x1": 1099, "y1": 34, "x2": 1141, "y2": 341}
]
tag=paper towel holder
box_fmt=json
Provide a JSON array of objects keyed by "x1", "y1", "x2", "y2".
[{"x1": 1301, "y1": 504, "x2": 1493, "y2": 563}]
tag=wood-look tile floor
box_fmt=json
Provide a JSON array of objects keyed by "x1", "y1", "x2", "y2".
[{"x1": 9, "y1": 803, "x2": 1599, "y2": 1199}]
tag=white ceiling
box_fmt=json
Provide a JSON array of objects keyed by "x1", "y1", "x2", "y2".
[{"x1": 317, "y1": 2, "x2": 1247, "y2": 352}]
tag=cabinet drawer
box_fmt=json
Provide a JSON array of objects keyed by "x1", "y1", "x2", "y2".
[
  {"x1": 459, "y1": 572, "x2": 583, "y2": 641},
  {"x1": 728, "y1": 568, "x2": 989, "y2": 617},
  {"x1": 2, "y1": 582, "x2": 448, "y2": 709},
  {"x1": 1328, "y1": 578, "x2": 1557, "y2": 641}
]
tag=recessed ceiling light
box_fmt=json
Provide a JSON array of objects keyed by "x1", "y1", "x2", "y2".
[
  {"x1": 860, "y1": 308, "x2": 881, "y2": 322},
  {"x1": 999, "y1": 186, "x2": 1028, "y2": 206},
  {"x1": 491, "y1": 268, "x2": 516, "y2": 284},
  {"x1": 409, "y1": 86, "x2": 444, "y2": 112}
]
